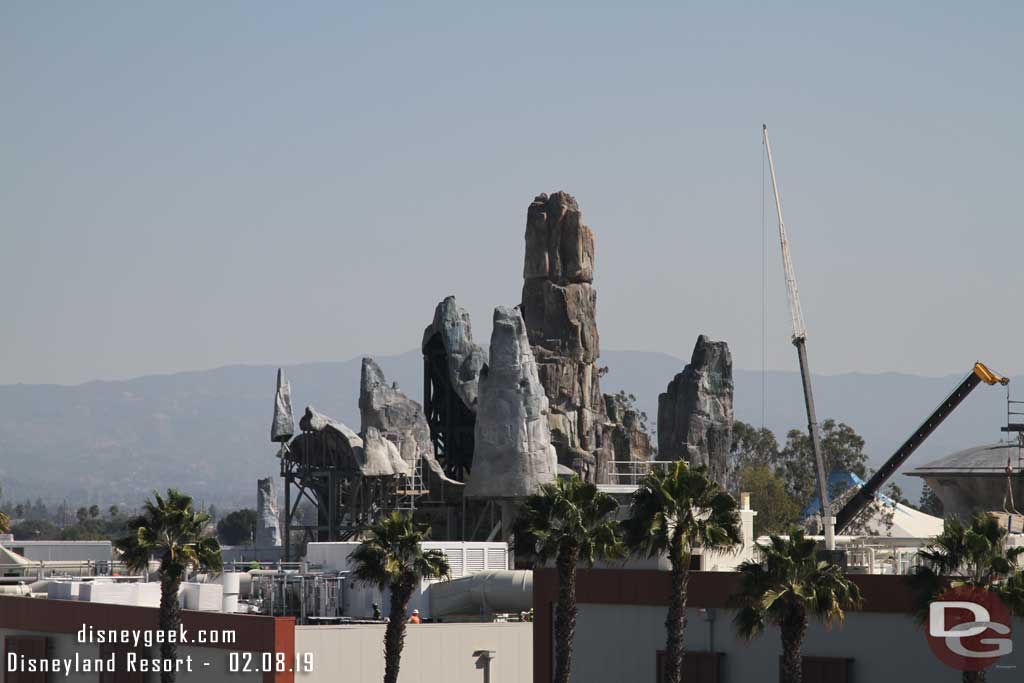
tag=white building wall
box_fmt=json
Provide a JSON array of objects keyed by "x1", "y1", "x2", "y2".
[{"x1": 0, "y1": 628, "x2": 262, "y2": 683}]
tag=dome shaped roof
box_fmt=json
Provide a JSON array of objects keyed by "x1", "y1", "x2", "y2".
[{"x1": 907, "y1": 442, "x2": 1021, "y2": 476}]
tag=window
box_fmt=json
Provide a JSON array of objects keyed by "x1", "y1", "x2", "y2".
[
  {"x1": 779, "y1": 656, "x2": 853, "y2": 683},
  {"x1": 655, "y1": 651, "x2": 722, "y2": 683},
  {"x1": 99, "y1": 643, "x2": 145, "y2": 683},
  {"x1": 4, "y1": 636, "x2": 47, "y2": 683}
]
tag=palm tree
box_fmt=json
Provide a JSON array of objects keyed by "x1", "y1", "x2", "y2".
[
  {"x1": 0, "y1": 510, "x2": 9, "y2": 534},
  {"x1": 514, "y1": 476, "x2": 622, "y2": 683},
  {"x1": 621, "y1": 462, "x2": 741, "y2": 683},
  {"x1": 115, "y1": 489, "x2": 221, "y2": 683},
  {"x1": 909, "y1": 514, "x2": 1024, "y2": 683},
  {"x1": 733, "y1": 527, "x2": 862, "y2": 683},
  {"x1": 348, "y1": 511, "x2": 450, "y2": 683}
]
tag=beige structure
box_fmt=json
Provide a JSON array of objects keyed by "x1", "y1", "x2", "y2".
[{"x1": 296, "y1": 622, "x2": 531, "y2": 683}]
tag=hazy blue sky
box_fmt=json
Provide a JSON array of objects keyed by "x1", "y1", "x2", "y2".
[{"x1": 2, "y1": 2, "x2": 1022, "y2": 385}]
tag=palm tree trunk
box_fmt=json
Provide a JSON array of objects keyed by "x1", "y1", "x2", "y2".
[
  {"x1": 554, "y1": 544, "x2": 579, "y2": 683},
  {"x1": 384, "y1": 582, "x2": 413, "y2": 683},
  {"x1": 158, "y1": 574, "x2": 182, "y2": 683},
  {"x1": 779, "y1": 603, "x2": 807, "y2": 683},
  {"x1": 664, "y1": 532, "x2": 689, "y2": 683}
]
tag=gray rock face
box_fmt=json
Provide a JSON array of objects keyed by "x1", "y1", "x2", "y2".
[
  {"x1": 520, "y1": 192, "x2": 604, "y2": 480},
  {"x1": 271, "y1": 368, "x2": 294, "y2": 443},
  {"x1": 422, "y1": 296, "x2": 487, "y2": 411},
  {"x1": 359, "y1": 357, "x2": 451, "y2": 482},
  {"x1": 361, "y1": 426, "x2": 412, "y2": 477},
  {"x1": 657, "y1": 335, "x2": 734, "y2": 487},
  {"x1": 600, "y1": 393, "x2": 654, "y2": 482},
  {"x1": 256, "y1": 477, "x2": 281, "y2": 546},
  {"x1": 467, "y1": 306, "x2": 557, "y2": 498}
]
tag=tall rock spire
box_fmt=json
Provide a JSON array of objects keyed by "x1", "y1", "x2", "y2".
[
  {"x1": 271, "y1": 368, "x2": 294, "y2": 443},
  {"x1": 520, "y1": 191, "x2": 605, "y2": 480},
  {"x1": 466, "y1": 306, "x2": 557, "y2": 498},
  {"x1": 657, "y1": 335, "x2": 734, "y2": 487}
]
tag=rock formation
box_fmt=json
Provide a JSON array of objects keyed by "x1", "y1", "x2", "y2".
[
  {"x1": 271, "y1": 368, "x2": 294, "y2": 443},
  {"x1": 422, "y1": 296, "x2": 487, "y2": 411},
  {"x1": 359, "y1": 357, "x2": 452, "y2": 483},
  {"x1": 422, "y1": 296, "x2": 486, "y2": 481},
  {"x1": 520, "y1": 191, "x2": 605, "y2": 480},
  {"x1": 466, "y1": 306, "x2": 557, "y2": 498},
  {"x1": 657, "y1": 335, "x2": 734, "y2": 487},
  {"x1": 601, "y1": 392, "x2": 654, "y2": 481},
  {"x1": 256, "y1": 477, "x2": 281, "y2": 546}
]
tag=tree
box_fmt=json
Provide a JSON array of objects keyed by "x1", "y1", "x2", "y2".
[
  {"x1": 734, "y1": 528, "x2": 862, "y2": 683},
  {"x1": 0, "y1": 510, "x2": 8, "y2": 534},
  {"x1": 919, "y1": 485, "x2": 944, "y2": 517},
  {"x1": 88, "y1": 504, "x2": 100, "y2": 519},
  {"x1": 216, "y1": 509, "x2": 258, "y2": 546},
  {"x1": 11, "y1": 519, "x2": 60, "y2": 540},
  {"x1": 736, "y1": 464, "x2": 801, "y2": 536},
  {"x1": 730, "y1": 421, "x2": 782, "y2": 483},
  {"x1": 514, "y1": 476, "x2": 622, "y2": 683},
  {"x1": 909, "y1": 514, "x2": 1024, "y2": 683},
  {"x1": 109, "y1": 505, "x2": 120, "y2": 518},
  {"x1": 115, "y1": 490, "x2": 222, "y2": 683},
  {"x1": 622, "y1": 462, "x2": 740, "y2": 683},
  {"x1": 779, "y1": 419, "x2": 868, "y2": 508},
  {"x1": 348, "y1": 511, "x2": 450, "y2": 683},
  {"x1": 76, "y1": 507, "x2": 89, "y2": 524}
]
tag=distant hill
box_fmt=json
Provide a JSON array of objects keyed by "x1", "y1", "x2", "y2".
[{"x1": 0, "y1": 350, "x2": 1014, "y2": 510}]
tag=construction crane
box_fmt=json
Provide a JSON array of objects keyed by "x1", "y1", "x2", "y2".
[
  {"x1": 762, "y1": 124, "x2": 835, "y2": 549},
  {"x1": 834, "y1": 362, "x2": 1009, "y2": 533}
]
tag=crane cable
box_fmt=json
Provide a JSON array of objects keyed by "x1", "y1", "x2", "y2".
[{"x1": 761, "y1": 133, "x2": 767, "y2": 430}]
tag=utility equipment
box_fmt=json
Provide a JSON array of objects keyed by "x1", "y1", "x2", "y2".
[
  {"x1": 763, "y1": 124, "x2": 834, "y2": 548},
  {"x1": 835, "y1": 362, "x2": 1009, "y2": 532}
]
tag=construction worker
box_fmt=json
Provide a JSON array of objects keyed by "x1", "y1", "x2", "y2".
[
  {"x1": 372, "y1": 603, "x2": 381, "y2": 620},
  {"x1": 409, "y1": 609, "x2": 421, "y2": 624}
]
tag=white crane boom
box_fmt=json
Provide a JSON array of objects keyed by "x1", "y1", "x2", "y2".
[
  {"x1": 763, "y1": 124, "x2": 807, "y2": 342},
  {"x1": 762, "y1": 124, "x2": 834, "y2": 550}
]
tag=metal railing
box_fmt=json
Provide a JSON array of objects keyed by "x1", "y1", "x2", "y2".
[{"x1": 604, "y1": 460, "x2": 679, "y2": 488}]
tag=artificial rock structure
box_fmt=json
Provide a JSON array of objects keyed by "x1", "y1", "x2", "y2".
[
  {"x1": 271, "y1": 369, "x2": 294, "y2": 444},
  {"x1": 422, "y1": 296, "x2": 487, "y2": 481},
  {"x1": 604, "y1": 392, "x2": 654, "y2": 469},
  {"x1": 359, "y1": 357, "x2": 445, "y2": 480},
  {"x1": 657, "y1": 335, "x2": 734, "y2": 487},
  {"x1": 256, "y1": 477, "x2": 282, "y2": 547},
  {"x1": 520, "y1": 192, "x2": 606, "y2": 480},
  {"x1": 466, "y1": 306, "x2": 557, "y2": 499}
]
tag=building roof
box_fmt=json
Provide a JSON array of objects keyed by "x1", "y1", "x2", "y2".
[{"x1": 906, "y1": 442, "x2": 1022, "y2": 477}]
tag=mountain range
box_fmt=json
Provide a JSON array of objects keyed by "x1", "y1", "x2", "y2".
[{"x1": 0, "y1": 350, "x2": 1015, "y2": 511}]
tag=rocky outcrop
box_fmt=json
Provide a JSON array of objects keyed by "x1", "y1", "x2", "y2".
[
  {"x1": 520, "y1": 192, "x2": 605, "y2": 480},
  {"x1": 361, "y1": 426, "x2": 412, "y2": 477},
  {"x1": 657, "y1": 335, "x2": 734, "y2": 487},
  {"x1": 271, "y1": 368, "x2": 294, "y2": 443},
  {"x1": 422, "y1": 296, "x2": 486, "y2": 481},
  {"x1": 422, "y1": 296, "x2": 487, "y2": 411},
  {"x1": 256, "y1": 477, "x2": 281, "y2": 546},
  {"x1": 600, "y1": 392, "x2": 654, "y2": 481},
  {"x1": 359, "y1": 356, "x2": 453, "y2": 483},
  {"x1": 467, "y1": 306, "x2": 557, "y2": 498}
]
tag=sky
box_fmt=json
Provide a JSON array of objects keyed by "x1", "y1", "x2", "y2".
[{"x1": 1, "y1": 1, "x2": 1022, "y2": 386}]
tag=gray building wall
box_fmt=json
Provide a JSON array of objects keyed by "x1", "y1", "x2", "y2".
[{"x1": 570, "y1": 603, "x2": 1024, "y2": 682}]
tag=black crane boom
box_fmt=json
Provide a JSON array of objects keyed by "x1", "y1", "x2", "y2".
[{"x1": 834, "y1": 363, "x2": 1008, "y2": 533}]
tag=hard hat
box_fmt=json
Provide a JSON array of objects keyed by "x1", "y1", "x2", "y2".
[{"x1": 412, "y1": 609, "x2": 419, "y2": 614}]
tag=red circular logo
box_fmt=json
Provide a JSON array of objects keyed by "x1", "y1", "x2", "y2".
[{"x1": 926, "y1": 585, "x2": 1013, "y2": 672}]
